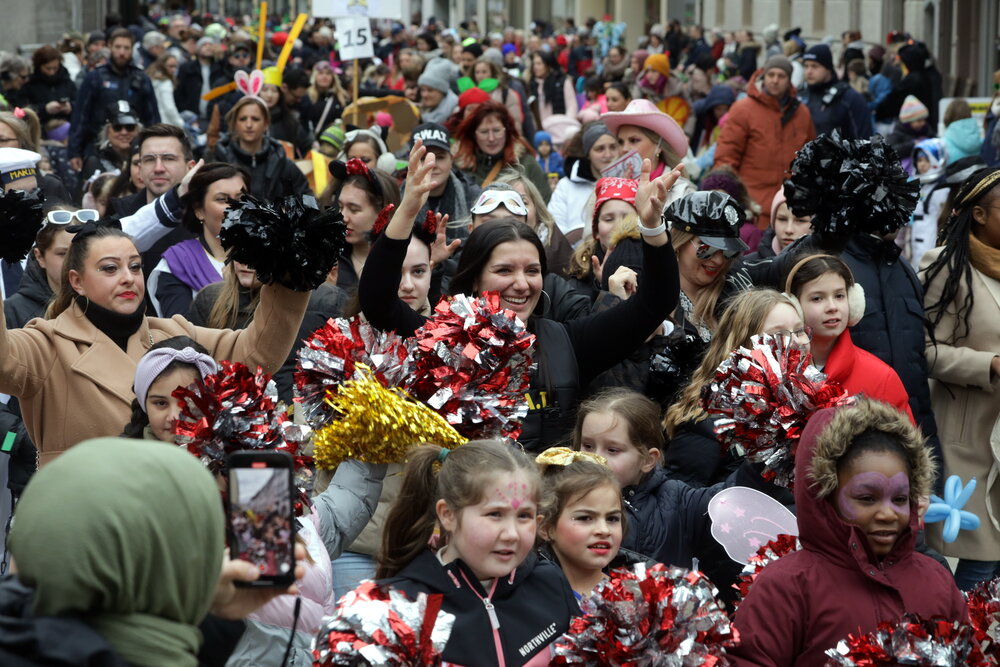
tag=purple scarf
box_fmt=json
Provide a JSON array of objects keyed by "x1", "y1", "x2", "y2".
[{"x1": 162, "y1": 238, "x2": 223, "y2": 292}]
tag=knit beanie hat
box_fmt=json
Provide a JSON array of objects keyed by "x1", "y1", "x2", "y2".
[
  {"x1": 898, "y1": 95, "x2": 929, "y2": 124},
  {"x1": 534, "y1": 130, "x2": 553, "y2": 148},
  {"x1": 802, "y1": 44, "x2": 834, "y2": 72},
  {"x1": 645, "y1": 53, "x2": 672, "y2": 78},
  {"x1": 319, "y1": 123, "x2": 346, "y2": 152},
  {"x1": 418, "y1": 71, "x2": 450, "y2": 94},
  {"x1": 762, "y1": 55, "x2": 793, "y2": 77},
  {"x1": 700, "y1": 170, "x2": 743, "y2": 202}
]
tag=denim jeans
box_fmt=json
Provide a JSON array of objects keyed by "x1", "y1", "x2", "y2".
[
  {"x1": 331, "y1": 551, "x2": 377, "y2": 601},
  {"x1": 952, "y1": 558, "x2": 1000, "y2": 591}
]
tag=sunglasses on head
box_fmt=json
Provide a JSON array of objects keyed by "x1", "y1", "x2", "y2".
[
  {"x1": 47, "y1": 209, "x2": 100, "y2": 225},
  {"x1": 470, "y1": 190, "x2": 529, "y2": 217},
  {"x1": 691, "y1": 239, "x2": 741, "y2": 260}
]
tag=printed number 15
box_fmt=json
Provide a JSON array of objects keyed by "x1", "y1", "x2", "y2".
[{"x1": 344, "y1": 28, "x2": 368, "y2": 46}]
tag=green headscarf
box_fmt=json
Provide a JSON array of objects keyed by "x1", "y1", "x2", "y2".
[{"x1": 9, "y1": 438, "x2": 225, "y2": 667}]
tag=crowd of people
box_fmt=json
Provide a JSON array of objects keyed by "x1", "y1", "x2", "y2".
[{"x1": 0, "y1": 6, "x2": 999, "y2": 667}]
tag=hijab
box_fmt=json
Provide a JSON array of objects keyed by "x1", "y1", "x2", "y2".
[{"x1": 9, "y1": 437, "x2": 224, "y2": 667}]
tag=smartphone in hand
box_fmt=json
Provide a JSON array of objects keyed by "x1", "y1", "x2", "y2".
[{"x1": 225, "y1": 451, "x2": 297, "y2": 587}]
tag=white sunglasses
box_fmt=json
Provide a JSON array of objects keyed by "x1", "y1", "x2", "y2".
[{"x1": 46, "y1": 209, "x2": 100, "y2": 225}]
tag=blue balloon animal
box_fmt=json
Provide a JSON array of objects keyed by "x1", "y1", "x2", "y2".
[{"x1": 925, "y1": 475, "x2": 980, "y2": 543}]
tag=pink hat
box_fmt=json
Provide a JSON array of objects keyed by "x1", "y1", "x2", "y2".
[
  {"x1": 769, "y1": 188, "x2": 786, "y2": 228},
  {"x1": 602, "y1": 99, "x2": 688, "y2": 163}
]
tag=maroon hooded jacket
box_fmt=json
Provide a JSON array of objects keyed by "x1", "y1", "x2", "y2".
[{"x1": 729, "y1": 399, "x2": 966, "y2": 666}]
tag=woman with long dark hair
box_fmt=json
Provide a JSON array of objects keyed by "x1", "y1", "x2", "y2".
[
  {"x1": 147, "y1": 162, "x2": 249, "y2": 317},
  {"x1": 529, "y1": 50, "x2": 578, "y2": 128},
  {"x1": 359, "y1": 141, "x2": 681, "y2": 452},
  {"x1": 920, "y1": 167, "x2": 1000, "y2": 590}
]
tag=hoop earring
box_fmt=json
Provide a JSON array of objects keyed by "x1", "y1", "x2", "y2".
[
  {"x1": 539, "y1": 289, "x2": 551, "y2": 316},
  {"x1": 78, "y1": 295, "x2": 90, "y2": 315}
]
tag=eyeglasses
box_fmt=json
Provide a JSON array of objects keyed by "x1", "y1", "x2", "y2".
[
  {"x1": 475, "y1": 127, "x2": 506, "y2": 139},
  {"x1": 111, "y1": 123, "x2": 137, "y2": 132},
  {"x1": 771, "y1": 326, "x2": 813, "y2": 342},
  {"x1": 47, "y1": 209, "x2": 100, "y2": 225},
  {"x1": 691, "y1": 239, "x2": 741, "y2": 260},
  {"x1": 139, "y1": 153, "x2": 181, "y2": 166}
]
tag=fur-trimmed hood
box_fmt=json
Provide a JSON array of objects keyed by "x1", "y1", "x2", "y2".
[{"x1": 796, "y1": 397, "x2": 936, "y2": 567}]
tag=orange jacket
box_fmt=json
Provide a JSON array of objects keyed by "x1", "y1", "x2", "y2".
[{"x1": 713, "y1": 69, "x2": 815, "y2": 224}]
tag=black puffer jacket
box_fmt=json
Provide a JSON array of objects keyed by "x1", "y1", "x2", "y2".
[
  {"x1": 3, "y1": 259, "x2": 51, "y2": 329},
  {"x1": 211, "y1": 136, "x2": 311, "y2": 201}
]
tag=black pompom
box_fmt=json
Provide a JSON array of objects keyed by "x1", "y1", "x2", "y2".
[
  {"x1": 783, "y1": 132, "x2": 919, "y2": 243},
  {"x1": 0, "y1": 188, "x2": 44, "y2": 263},
  {"x1": 220, "y1": 194, "x2": 347, "y2": 291},
  {"x1": 646, "y1": 332, "x2": 708, "y2": 407}
]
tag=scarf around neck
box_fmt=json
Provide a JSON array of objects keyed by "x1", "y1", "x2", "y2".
[
  {"x1": 77, "y1": 294, "x2": 144, "y2": 351},
  {"x1": 969, "y1": 231, "x2": 1000, "y2": 282}
]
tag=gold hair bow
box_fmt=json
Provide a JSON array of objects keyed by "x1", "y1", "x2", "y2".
[{"x1": 535, "y1": 447, "x2": 608, "y2": 469}]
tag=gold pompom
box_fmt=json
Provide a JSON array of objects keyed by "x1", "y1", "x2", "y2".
[{"x1": 312, "y1": 368, "x2": 466, "y2": 469}]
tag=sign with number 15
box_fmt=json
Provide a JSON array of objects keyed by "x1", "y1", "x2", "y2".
[{"x1": 335, "y1": 16, "x2": 375, "y2": 60}]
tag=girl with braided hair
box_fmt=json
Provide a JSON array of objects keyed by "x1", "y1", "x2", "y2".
[{"x1": 920, "y1": 166, "x2": 1000, "y2": 590}]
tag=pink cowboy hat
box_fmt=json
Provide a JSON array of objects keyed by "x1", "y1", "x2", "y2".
[{"x1": 602, "y1": 98, "x2": 688, "y2": 161}]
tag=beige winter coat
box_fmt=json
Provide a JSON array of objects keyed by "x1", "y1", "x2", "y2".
[
  {"x1": 0, "y1": 283, "x2": 309, "y2": 466},
  {"x1": 921, "y1": 246, "x2": 1000, "y2": 559}
]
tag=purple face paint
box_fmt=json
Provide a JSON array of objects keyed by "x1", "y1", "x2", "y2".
[{"x1": 837, "y1": 471, "x2": 910, "y2": 522}]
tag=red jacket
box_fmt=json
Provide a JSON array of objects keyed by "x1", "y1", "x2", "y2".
[
  {"x1": 713, "y1": 70, "x2": 815, "y2": 226},
  {"x1": 825, "y1": 330, "x2": 915, "y2": 423},
  {"x1": 729, "y1": 401, "x2": 967, "y2": 666}
]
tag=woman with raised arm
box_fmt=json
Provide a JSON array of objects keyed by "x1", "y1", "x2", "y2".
[{"x1": 359, "y1": 141, "x2": 681, "y2": 452}]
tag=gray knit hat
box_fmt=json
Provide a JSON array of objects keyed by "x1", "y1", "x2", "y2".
[
  {"x1": 418, "y1": 70, "x2": 450, "y2": 94},
  {"x1": 763, "y1": 55, "x2": 793, "y2": 77}
]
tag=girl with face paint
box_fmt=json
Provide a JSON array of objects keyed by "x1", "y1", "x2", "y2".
[{"x1": 728, "y1": 399, "x2": 969, "y2": 667}]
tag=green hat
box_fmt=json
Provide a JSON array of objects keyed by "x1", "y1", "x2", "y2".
[{"x1": 319, "y1": 123, "x2": 347, "y2": 152}]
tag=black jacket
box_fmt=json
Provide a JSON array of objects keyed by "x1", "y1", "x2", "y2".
[
  {"x1": 839, "y1": 234, "x2": 942, "y2": 467},
  {"x1": 622, "y1": 462, "x2": 778, "y2": 607},
  {"x1": 187, "y1": 281, "x2": 350, "y2": 402},
  {"x1": 68, "y1": 63, "x2": 160, "y2": 159},
  {"x1": 663, "y1": 417, "x2": 736, "y2": 487},
  {"x1": 175, "y1": 59, "x2": 226, "y2": 116},
  {"x1": 798, "y1": 78, "x2": 873, "y2": 139},
  {"x1": 360, "y1": 234, "x2": 680, "y2": 453},
  {"x1": 384, "y1": 549, "x2": 577, "y2": 666},
  {"x1": 3, "y1": 258, "x2": 51, "y2": 329},
  {"x1": 211, "y1": 136, "x2": 311, "y2": 201},
  {"x1": 267, "y1": 103, "x2": 313, "y2": 159},
  {"x1": 0, "y1": 575, "x2": 243, "y2": 667},
  {"x1": 81, "y1": 142, "x2": 129, "y2": 181},
  {"x1": 21, "y1": 67, "x2": 77, "y2": 126},
  {"x1": 742, "y1": 227, "x2": 778, "y2": 264},
  {"x1": 108, "y1": 188, "x2": 196, "y2": 289}
]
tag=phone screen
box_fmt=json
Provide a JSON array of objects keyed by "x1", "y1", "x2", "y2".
[{"x1": 228, "y1": 463, "x2": 295, "y2": 584}]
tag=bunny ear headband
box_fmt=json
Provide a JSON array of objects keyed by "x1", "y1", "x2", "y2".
[{"x1": 201, "y1": 9, "x2": 309, "y2": 102}]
